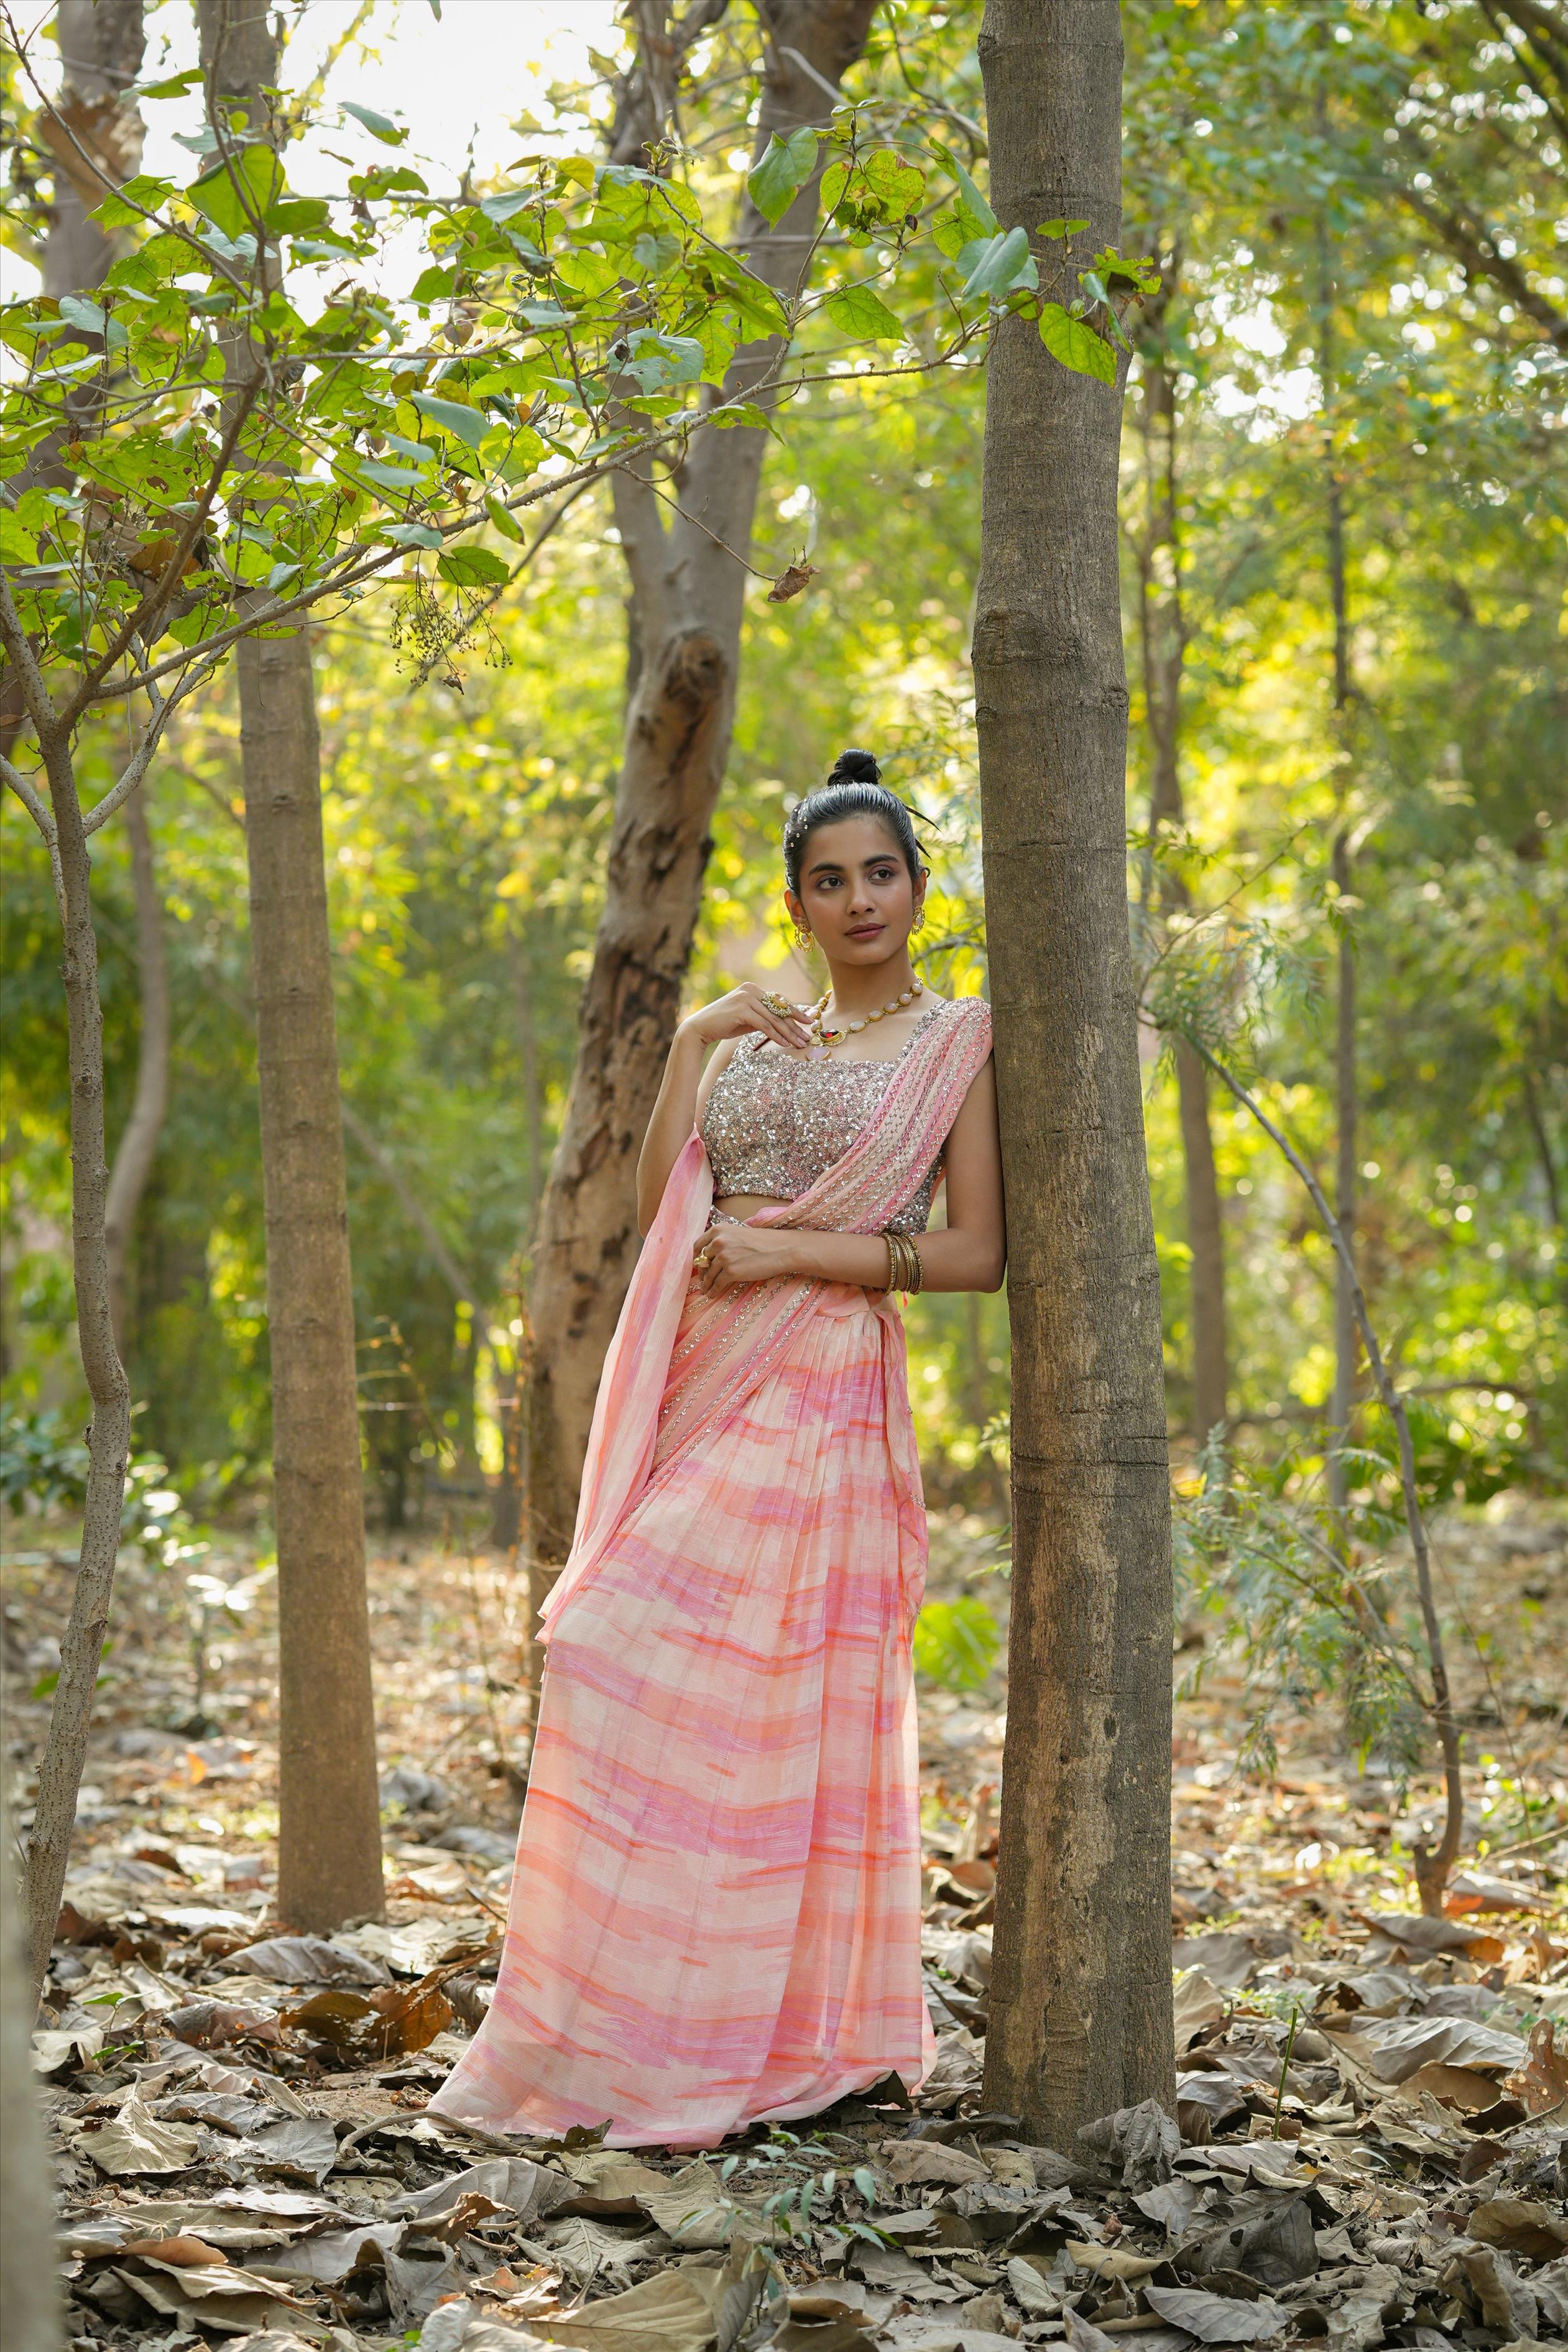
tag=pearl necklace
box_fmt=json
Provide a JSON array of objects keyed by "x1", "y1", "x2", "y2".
[{"x1": 808, "y1": 976, "x2": 923, "y2": 1048}]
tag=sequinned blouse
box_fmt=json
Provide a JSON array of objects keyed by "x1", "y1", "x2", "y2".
[{"x1": 701, "y1": 1005, "x2": 948, "y2": 1234}]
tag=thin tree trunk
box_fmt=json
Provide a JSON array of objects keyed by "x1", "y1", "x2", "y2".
[
  {"x1": 103, "y1": 785, "x2": 169, "y2": 1358},
  {"x1": 198, "y1": 0, "x2": 383, "y2": 1932},
  {"x1": 22, "y1": 735, "x2": 133, "y2": 1999},
  {"x1": 1521, "y1": 1067, "x2": 1562, "y2": 1229},
  {"x1": 525, "y1": 1, "x2": 878, "y2": 1624},
  {"x1": 1319, "y1": 226, "x2": 1358, "y2": 1521},
  {"x1": 1135, "y1": 285, "x2": 1228, "y2": 1443},
  {"x1": 1329, "y1": 826, "x2": 1357, "y2": 1513},
  {"x1": 1176, "y1": 1039, "x2": 1227, "y2": 1444},
  {"x1": 975, "y1": 0, "x2": 1175, "y2": 2143},
  {"x1": 234, "y1": 625, "x2": 384, "y2": 1929},
  {"x1": 2, "y1": 1773, "x2": 62, "y2": 2352},
  {"x1": 6, "y1": 2, "x2": 145, "y2": 1999}
]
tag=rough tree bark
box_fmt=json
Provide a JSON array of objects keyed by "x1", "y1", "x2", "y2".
[
  {"x1": 975, "y1": 0, "x2": 1176, "y2": 2142},
  {"x1": 197, "y1": 0, "x2": 384, "y2": 1930},
  {"x1": 525, "y1": 0, "x2": 879, "y2": 1623},
  {"x1": 1133, "y1": 252, "x2": 1228, "y2": 1444},
  {"x1": 103, "y1": 786, "x2": 170, "y2": 1358}
]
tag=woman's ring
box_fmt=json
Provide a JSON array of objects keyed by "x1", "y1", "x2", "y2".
[
  {"x1": 761, "y1": 990, "x2": 793, "y2": 1017},
  {"x1": 695, "y1": 1249, "x2": 712, "y2": 1270}
]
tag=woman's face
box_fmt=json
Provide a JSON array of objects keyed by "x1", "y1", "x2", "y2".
[{"x1": 786, "y1": 816, "x2": 926, "y2": 969}]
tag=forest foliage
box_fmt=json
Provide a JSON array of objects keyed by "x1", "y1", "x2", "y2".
[{"x1": 2, "y1": 0, "x2": 1562, "y2": 1534}]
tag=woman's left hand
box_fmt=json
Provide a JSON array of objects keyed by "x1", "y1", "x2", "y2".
[{"x1": 693, "y1": 1224, "x2": 796, "y2": 1296}]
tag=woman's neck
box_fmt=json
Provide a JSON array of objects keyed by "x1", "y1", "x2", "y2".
[{"x1": 822, "y1": 954, "x2": 919, "y2": 1018}]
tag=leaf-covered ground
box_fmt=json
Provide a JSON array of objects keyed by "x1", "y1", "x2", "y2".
[{"x1": 6, "y1": 1495, "x2": 1567, "y2": 2352}]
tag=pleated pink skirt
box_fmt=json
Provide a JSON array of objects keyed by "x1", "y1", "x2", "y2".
[{"x1": 430, "y1": 1281, "x2": 933, "y2": 2147}]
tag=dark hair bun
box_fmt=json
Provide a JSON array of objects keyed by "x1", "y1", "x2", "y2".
[{"x1": 829, "y1": 747, "x2": 880, "y2": 785}]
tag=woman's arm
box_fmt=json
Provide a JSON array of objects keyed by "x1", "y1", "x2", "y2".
[
  {"x1": 693, "y1": 1057, "x2": 1006, "y2": 1296},
  {"x1": 635, "y1": 984, "x2": 812, "y2": 1235}
]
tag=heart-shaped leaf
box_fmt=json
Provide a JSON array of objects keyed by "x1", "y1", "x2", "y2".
[
  {"x1": 1039, "y1": 301, "x2": 1117, "y2": 383},
  {"x1": 747, "y1": 127, "x2": 819, "y2": 226}
]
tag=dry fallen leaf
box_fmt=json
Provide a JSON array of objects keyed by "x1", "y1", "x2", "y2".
[
  {"x1": 766, "y1": 561, "x2": 819, "y2": 604},
  {"x1": 1506, "y1": 2017, "x2": 1568, "y2": 2118},
  {"x1": 80, "y1": 2090, "x2": 201, "y2": 2177},
  {"x1": 1144, "y1": 2284, "x2": 1291, "y2": 2343}
]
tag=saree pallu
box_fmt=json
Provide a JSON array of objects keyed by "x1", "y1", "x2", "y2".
[{"x1": 431, "y1": 997, "x2": 992, "y2": 2148}]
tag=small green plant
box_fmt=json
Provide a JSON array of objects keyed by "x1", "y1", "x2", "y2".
[
  {"x1": 1176, "y1": 1432, "x2": 1432, "y2": 1786},
  {"x1": 913, "y1": 1595, "x2": 1001, "y2": 1692},
  {"x1": 0, "y1": 1406, "x2": 90, "y2": 1514}
]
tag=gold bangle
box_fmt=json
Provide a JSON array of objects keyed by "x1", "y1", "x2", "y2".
[
  {"x1": 905, "y1": 1237, "x2": 924, "y2": 1296},
  {"x1": 882, "y1": 1229, "x2": 920, "y2": 1296}
]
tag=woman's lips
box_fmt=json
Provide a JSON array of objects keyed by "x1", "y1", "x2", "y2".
[{"x1": 846, "y1": 923, "x2": 884, "y2": 939}]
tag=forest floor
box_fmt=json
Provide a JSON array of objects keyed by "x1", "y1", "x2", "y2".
[{"x1": 5, "y1": 1490, "x2": 1568, "y2": 2352}]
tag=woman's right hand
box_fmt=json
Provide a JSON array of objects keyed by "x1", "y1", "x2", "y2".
[{"x1": 681, "y1": 983, "x2": 813, "y2": 1054}]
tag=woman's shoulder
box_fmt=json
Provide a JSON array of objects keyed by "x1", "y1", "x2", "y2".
[{"x1": 928, "y1": 991, "x2": 992, "y2": 1036}]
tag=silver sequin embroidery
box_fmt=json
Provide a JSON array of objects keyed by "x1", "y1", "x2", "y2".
[{"x1": 701, "y1": 1010, "x2": 943, "y2": 1234}]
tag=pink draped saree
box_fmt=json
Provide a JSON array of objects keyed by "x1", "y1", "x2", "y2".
[{"x1": 431, "y1": 997, "x2": 993, "y2": 2147}]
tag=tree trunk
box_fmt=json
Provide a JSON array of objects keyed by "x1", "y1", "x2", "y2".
[
  {"x1": 974, "y1": 0, "x2": 1176, "y2": 2143},
  {"x1": 1329, "y1": 828, "x2": 1357, "y2": 1513},
  {"x1": 525, "y1": 0, "x2": 879, "y2": 1620},
  {"x1": 1176, "y1": 1040, "x2": 1227, "y2": 1445},
  {"x1": 103, "y1": 785, "x2": 169, "y2": 1359},
  {"x1": 234, "y1": 625, "x2": 384, "y2": 1929},
  {"x1": 198, "y1": 0, "x2": 384, "y2": 1931},
  {"x1": 22, "y1": 739, "x2": 133, "y2": 1999},
  {"x1": 1135, "y1": 293, "x2": 1228, "y2": 1444},
  {"x1": 2, "y1": 1772, "x2": 62, "y2": 2352},
  {"x1": 1319, "y1": 229, "x2": 1358, "y2": 1521}
]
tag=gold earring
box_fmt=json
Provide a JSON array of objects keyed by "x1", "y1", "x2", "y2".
[
  {"x1": 793, "y1": 921, "x2": 812, "y2": 952},
  {"x1": 911, "y1": 903, "x2": 927, "y2": 934}
]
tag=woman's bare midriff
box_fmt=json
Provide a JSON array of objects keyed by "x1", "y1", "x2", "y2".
[{"x1": 714, "y1": 1194, "x2": 788, "y2": 1221}]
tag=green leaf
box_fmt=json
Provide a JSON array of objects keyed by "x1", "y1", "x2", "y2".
[
  {"x1": 486, "y1": 496, "x2": 524, "y2": 543},
  {"x1": 359, "y1": 459, "x2": 433, "y2": 491},
  {"x1": 438, "y1": 544, "x2": 512, "y2": 588},
  {"x1": 860, "y1": 148, "x2": 925, "y2": 218},
  {"x1": 410, "y1": 392, "x2": 491, "y2": 451},
  {"x1": 823, "y1": 283, "x2": 903, "y2": 342},
  {"x1": 936, "y1": 147, "x2": 997, "y2": 235},
  {"x1": 91, "y1": 174, "x2": 173, "y2": 230},
  {"x1": 382, "y1": 522, "x2": 445, "y2": 549},
  {"x1": 341, "y1": 100, "x2": 407, "y2": 146},
  {"x1": 137, "y1": 67, "x2": 205, "y2": 99},
  {"x1": 57, "y1": 294, "x2": 107, "y2": 338},
  {"x1": 0, "y1": 509, "x2": 42, "y2": 563},
  {"x1": 1038, "y1": 301, "x2": 1117, "y2": 384},
  {"x1": 480, "y1": 188, "x2": 536, "y2": 226},
  {"x1": 961, "y1": 226, "x2": 1036, "y2": 300},
  {"x1": 188, "y1": 144, "x2": 285, "y2": 241},
  {"x1": 709, "y1": 400, "x2": 774, "y2": 433},
  {"x1": 1037, "y1": 216, "x2": 1089, "y2": 238},
  {"x1": 349, "y1": 164, "x2": 429, "y2": 200},
  {"x1": 747, "y1": 127, "x2": 819, "y2": 227}
]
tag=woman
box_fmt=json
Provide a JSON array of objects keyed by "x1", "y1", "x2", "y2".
[{"x1": 431, "y1": 749, "x2": 1005, "y2": 2148}]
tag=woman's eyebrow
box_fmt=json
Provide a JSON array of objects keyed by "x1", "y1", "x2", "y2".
[{"x1": 805, "y1": 857, "x2": 846, "y2": 878}]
